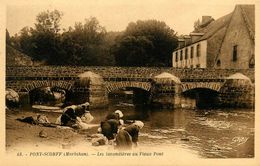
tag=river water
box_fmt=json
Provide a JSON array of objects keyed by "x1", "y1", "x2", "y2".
[
  {"x1": 23, "y1": 97, "x2": 254, "y2": 158},
  {"x1": 88, "y1": 99, "x2": 254, "y2": 158}
]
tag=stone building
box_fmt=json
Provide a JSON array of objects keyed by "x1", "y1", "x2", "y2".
[{"x1": 172, "y1": 5, "x2": 254, "y2": 69}]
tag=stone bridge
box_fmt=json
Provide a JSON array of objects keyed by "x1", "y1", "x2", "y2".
[{"x1": 6, "y1": 66, "x2": 255, "y2": 108}]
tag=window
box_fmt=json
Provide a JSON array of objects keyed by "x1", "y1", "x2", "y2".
[
  {"x1": 175, "y1": 52, "x2": 178, "y2": 62},
  {"x1": 190, "y1": 65, "x2": 193, "y2": 68},
  {"x1": 217, "y1": 60, "x2": 221, "y2": 67},
  {"x1": 180, "y1": 50, "x2": 183, "y2": 60},
  {"x1": 249, "y1": 55, "x2": 254, "y2": 68},
  {"x1": 185, "y1": 48, "x2": 188, "y2": 59},
  {"x1": 196, "y1": 64, "x2": 200, "y2": 68},
  {"x1": 233, "y1": 45, "x2": 238, "y2": 61},
  {"x1": 190, "y1": 46, "x2": 194, "y2": 59},
  {"x1": 196, "y1": 44, "x2": 200, "y2": 57}
]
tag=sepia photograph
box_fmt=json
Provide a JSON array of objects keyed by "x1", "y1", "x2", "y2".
[{"x1": 2, "y1": 0, "x2": 259, "y2": 165}]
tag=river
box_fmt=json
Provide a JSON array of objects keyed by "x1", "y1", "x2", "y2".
[
  {"x1": 14, "y1": 98, "x2": 254, "y2": 158},
  {"x1": 89, "y1": 99, "x2": 254, "y2": 158}
]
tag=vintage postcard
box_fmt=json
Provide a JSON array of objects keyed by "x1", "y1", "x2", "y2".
[{"x1": 1, "y1": 0, "x2": 259, "y2": 165}]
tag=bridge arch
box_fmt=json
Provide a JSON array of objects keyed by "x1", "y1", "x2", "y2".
[
  {"x1": 105, "y1": 82, "x2": 152, "y2": 93},
  {"x1": 181, "y1": 82, "x2": 223, "y2": 93},
  {"x1": 23, "y1": 80, "x2": 74, "y2": 93}
]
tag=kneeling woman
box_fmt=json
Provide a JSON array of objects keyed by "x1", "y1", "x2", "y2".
[
  {"x1": 115, "y1": 121, "x2": 144, "y2": 150},
  {"x1": 59, "y1": 102, "x2": 91, "y2": 127}
]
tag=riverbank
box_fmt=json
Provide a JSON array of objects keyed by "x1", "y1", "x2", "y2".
[{"x1": 6, "y1": 108, "x2": 99, "y2": 153}]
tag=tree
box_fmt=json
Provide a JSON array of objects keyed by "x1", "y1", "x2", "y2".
[
  {"x1": 112, "y1": 20, "x2": 178, "y2": 67},
  {"x1": 11, "y1": 11, "x2": 117, "y2": 66},
  {"x1": 35, "y1": 9, "x2": 63, "y2": 34},
  {"x1": 29, "y1": 10, "x2": 63, "y2": 63},
  {"x1": 60, "y1": 17, "x2": 108, "y2": 65},
  {"x1": 113, "y1": 36, "x2": 153, "y2": 66},
  {"x1": 96, "y1": 31, "x2": 121, "y2": 66},
  {"x1": 18, "y1": 27, "x2": 35, "y2": 56}
]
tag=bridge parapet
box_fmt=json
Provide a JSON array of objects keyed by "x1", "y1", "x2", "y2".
[{"x1": 6, "y1": 66, "x2": 255, "y2": 82}]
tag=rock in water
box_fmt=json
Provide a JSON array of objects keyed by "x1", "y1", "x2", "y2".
[
  {"x1": 91, "y1": 135, "x2": 108, "y2": 146},
  {"x1": 81, "y1": 112, "x2": 94, "y2": 123},
  {"x1": 37, "y1": 114, "x2": 50, "y2": 124},
  {"x1": 6, "y1": 88, "x2": 19, "y2": 107},
  {"x1": 39, "y1": 130, "x2": 48, "y2": 138}
]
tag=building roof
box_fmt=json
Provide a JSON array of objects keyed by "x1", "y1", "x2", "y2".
[
  {"x1": 174, "y1": 4, "x2": 254, "y2": 49},
  {"x1": 239, "y1": 5, "x2": 255, "y2": 41},
  {"x1": 174, "y1": 12, "x2": 233, "y2": 51},
  {"x1": 174, "y1": 5, "x2": 254, "y2": 67},
  {"x1": 194, "y1": 4, "x2": 254, "y2": 43},
  {"x1": 195, "y1": 13, "x2": 232, "y2": 42},
  {"x1": 6, "y1": 44, "x2": 34, "y2": 66},
  {"x1": 6, "y1": 44, "x2": 45, "y2": 66}
]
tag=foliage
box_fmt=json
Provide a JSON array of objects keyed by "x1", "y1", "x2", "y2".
[
  {"x1": 7, "y1": 10, "x2": 178, "y2": 67},
  {"x1": 8, "y1": 10, "x2": 63, "y2": 64},
  {"x1": 35, "y1": 9, "x2": 63, "y2": 34},
  {"x1": 112, "y1": 20, "x2": 178, "y2": 66},
  {"x1": 59, "y1": 17, "x2": 107, "y2": 65},
  {"x1": 8, "y1": 10, "x2": 119, "y2": 66}
]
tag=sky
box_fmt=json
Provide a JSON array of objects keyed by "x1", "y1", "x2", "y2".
[{"x1": 5, "y1": 0, "x2": 256, "y2": 36}]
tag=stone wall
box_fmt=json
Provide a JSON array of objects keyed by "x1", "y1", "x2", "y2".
[
  {"x1": 71, "y1": 73, "x2": 108, "y2": 108},
  {"x1": 150, "y1": 82, "x2": 181, "y2": 109},
  {"x1": 219, "y1": 79, "x2": 254, "y2": 108},
  {"x1": 217, "y1": 6, "x2": 254, "y2": 69},
  {"x1": 88, "y1": 83, "x2": 108, "y2": 109}
]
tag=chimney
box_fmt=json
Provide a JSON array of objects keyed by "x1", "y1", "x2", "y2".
[
  {"x1": 201, "y1": 16, "x2": 212, "y2": 25},
  {"x1": 177, "y1": 38, "x2": 185, "y2": 48},
  {"x1": 183, "y1": 35, "x2": 191, "y2": 45},
  {"x1": 177, "y1": 35, "x2": 191, "y2": 48},
  {"x1": 190, "y1": 32, "x2": 204, "y2": 43}
]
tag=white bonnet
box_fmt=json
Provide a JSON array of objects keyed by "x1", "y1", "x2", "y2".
[
  {"x1": 133, "y1": 120, "x2": 144, "y2": 129},
  {"x1": 115, "y1": 110, "x2": 123, "y2": 118}
]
